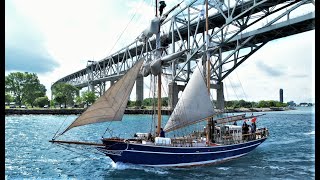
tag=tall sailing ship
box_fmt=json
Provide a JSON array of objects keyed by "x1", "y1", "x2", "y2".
[{"x1": 51, "y1": 0, "x2": 269, "y2": 167}]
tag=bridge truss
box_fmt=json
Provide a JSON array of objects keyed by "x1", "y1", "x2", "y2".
[{"x1": 53, "y1": 0, "x2": 315, "y2": 109}]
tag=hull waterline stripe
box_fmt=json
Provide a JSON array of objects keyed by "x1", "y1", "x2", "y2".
[{"x1": 142, "y1": 152, "x2": 249, "y2": 167}]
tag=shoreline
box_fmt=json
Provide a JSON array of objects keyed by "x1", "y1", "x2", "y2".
[{"x1": 5, "y1": 107, "x2": 294, "y2": 115}]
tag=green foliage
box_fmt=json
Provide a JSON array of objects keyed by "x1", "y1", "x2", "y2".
[
  {"x1": 257, "y1": 100, "x2": 286, "y2": 108},
  {"x1": 52, "y1": 83, "x2": 79, "y2": 107},
  {"x1": 142, "y1": 98, "x2": 153, "y2": 106},
  {"x1": 276, "y1": 101, "x2": 287, "y2": 107},
  {"x1": 50, "y1": 100, "x2": 55, "y2": 108},
  {"x1": 5, "y1": 72, "x2": 46, "y2": 107},
  {"x1": 162, "y1": 97, "x2": 169, "y2": 106},
  {"x1": 34, "y1": 96, "x2": 49, "y2": 107},
  {"x1": 5, "y1": 93, "x2": 14, "y2": 103},
  {"x1": 141, "y1": 97, "x2": 169, "y2": 107},
  {"x1": 225, "y1": 100, "x2": 253, "y2": 108},
  {"x1": 81, "y1": 91, "x2": 97, "y2": 105},
  {"x1": 75, "y1": 96, "x2": 83, "y2": 107},
  {"x1": 127, "y1": 100, "x2": 134, "y2": 107},
  {"x1": 225, "y1": 100, "x2": 286, "y2": 108},
  {"x1": 135, "y1": 100, "x2": 142, "y2": 107}
]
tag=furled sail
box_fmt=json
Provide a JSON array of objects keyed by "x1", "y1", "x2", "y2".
[
  {"x1": 164, "y1": 63, "x2": 216, "y2": 132},
  {"x1": 60, "y1": 59, "x2": 144, "y2": 135}
]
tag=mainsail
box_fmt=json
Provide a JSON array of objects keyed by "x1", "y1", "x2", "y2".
[
  {"x1": 60, "y1": 59, "x2": 144, "y2": 135},
  {"x1": 164, "y1": 63, "x2": 216, "y2": 132}
]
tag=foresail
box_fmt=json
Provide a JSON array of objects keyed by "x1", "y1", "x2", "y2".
[
  {"x1": 164, "y1": 63, "x2": 216, "y2": 132},
  {"x1": 60, "y1": 59, "x2": 144, "y2": 135}
]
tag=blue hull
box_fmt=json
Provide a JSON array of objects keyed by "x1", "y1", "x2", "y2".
[{"x1": 98, "y1": 138, "x2": 267, "y2": 167}]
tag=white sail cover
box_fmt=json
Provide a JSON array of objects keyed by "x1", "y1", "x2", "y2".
[
  {"x1": 164, "y1": 63, "x2": 216, "y2": 132},
  {"x1": 61, "y1": 59, "x2": 144, "y2": 135}
]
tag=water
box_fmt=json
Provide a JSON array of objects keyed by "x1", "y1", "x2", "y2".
[{"x1": 5, "y1": 107, "x2": 315, "y2": 179}]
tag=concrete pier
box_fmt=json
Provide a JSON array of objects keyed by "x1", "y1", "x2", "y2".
[
  {"x1": 136, "y1": 75, "x2": 144, "y2": 102},
  {"x1": 168, "y1": 82, "x2": 185, "y2": 110}
]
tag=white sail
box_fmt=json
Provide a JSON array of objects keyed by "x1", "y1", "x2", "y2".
[
  {"x1": 164, "y1": 63, "x2": 216, "y2": 132},
  {"x1": 60, "y1": 59, "x2": 144, "y2": 135}
]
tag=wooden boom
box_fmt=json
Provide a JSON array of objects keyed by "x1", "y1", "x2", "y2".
[{"x1": 49, "y1": 140, "x2": 105, "y2": 147}]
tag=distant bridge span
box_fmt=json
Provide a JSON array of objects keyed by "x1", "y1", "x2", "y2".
[{"x1": 52, "y1": 0, "x2": 315, "y2": 109}]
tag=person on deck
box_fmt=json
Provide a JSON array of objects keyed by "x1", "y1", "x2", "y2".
[
  {"x1": 242, "y1": 120, "x2": 249, "y2": 140},
  {"x1": 251, "y1": 117, "x2": 257, "y2": 133},
  {"x1": 251, "y1": 122, "x2": 256, "y2": 133},
  {"x1": 159, "y1": 128, "x2": 165, "y2": 137}
]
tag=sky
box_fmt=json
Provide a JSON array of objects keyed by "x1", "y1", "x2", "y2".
[{"x1": 5, "y1": 0, "x2": 315, "y2": 104}]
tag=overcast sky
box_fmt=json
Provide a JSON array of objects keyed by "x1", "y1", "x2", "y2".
[{"x1": 5, "y1": 0, "x2": 315, "y2": 104}]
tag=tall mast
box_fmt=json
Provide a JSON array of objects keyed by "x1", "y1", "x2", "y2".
[
  {"x1": 156, "y1": 0, "x2": 162, "y2": 136},
  {"x1": 205, "y1": 0, "x2": 212, "y2": 144}
]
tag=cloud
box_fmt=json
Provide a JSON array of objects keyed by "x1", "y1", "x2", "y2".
[
  {"x1": 5, "y1": 0, "x2": 59, "y2": 73},
  {"x1": 5, "y1": 46, "x2": 59, "y2": 73},
  {"x1": 255, "y1": 61, "x2": 284, "y2": 77}
]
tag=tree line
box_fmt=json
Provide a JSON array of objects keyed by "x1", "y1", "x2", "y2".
[
  {"x1": 223, "y1": 99, "x2": 287, "y2": 108},
  {"x1": 5, "y1": 72, "x2": 97, "y2": 108},
  {"x1": 5, "y1": 72, "x2": 287, "y2": 109},
  {"x1": 127, "y1": 97, "x2": 169, "y2": 108}
]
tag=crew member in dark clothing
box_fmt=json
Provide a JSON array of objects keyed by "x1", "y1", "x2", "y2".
[
  {"x1": 242, "y1": 120, "x2": 249, "y2": 140},
  {"x1": 159, "y1": 128, "x2": 165, "y2": 137}
]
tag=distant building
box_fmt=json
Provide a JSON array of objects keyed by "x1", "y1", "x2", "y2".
[
  {"x1": 299, "y1": 102, "x2": 313, "y2": 107},
  {"x1": 279, "y1": 89, "x2": 283, "y2": 103},
  {"x1": 287, "y1": 101, "x2": 296, "y2": 107}
]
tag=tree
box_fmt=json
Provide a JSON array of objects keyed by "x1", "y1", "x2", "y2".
[
  {"x1": 53, "y1": 92, "x2": 66, "y2": 107},
  {"x1": 135, "y1": 100, "x2": 142, "y2": 107},
  {"x1": 5, "y1": 92, "x2": 14, "y2": 103},
  {"x1": 5, "y1": 72, "x2": 26, "y2": 107},
  {"x1": 127, "y1": 100, "x2": 134, "y2": 107},
  {"x1": 34, "y1": 96, "x2": 49, "y2": 107},
  {"x1": 23, "y1": 74, "x2": 46, "y2": 107},
  {"x1": 52, "y1": 83, "x2": 79, "y2": 108},
  {"x1": 5, "y1": 72, "x2": 46, "y2": 107},
  {"x1": 162, "y1": 97, "x2": 169, "y2": 107},
  {"x1": 81, "y1": 91, "x2": 97, "y2": 106},
  {"x1": 142, "y1": 98, "x2": 153, "y2": 106},
  {"x1": 50, "y1": 100, "x2": 55, "y2": 108},
  {"x1": 75, "y1": 96, "x2": 83, "y2": 107}
]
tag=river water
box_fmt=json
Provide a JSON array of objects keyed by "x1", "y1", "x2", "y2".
[{"x1": 5, "y1": 107, "x2": 315, "y2": 179}]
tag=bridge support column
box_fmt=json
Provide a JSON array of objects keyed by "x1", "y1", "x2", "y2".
[
  {"x1": 99, "y1": 82, "x2": 105, "y2": 96},
  {"x1": 169, "y1": 82, "x2": 178, "y2": 110},
  {"x1": 216, "y1": 82, "x2": 225, "y2": 110},
  {"x1": 89, "y1": 84, "x2": 94, "y2": 92},
  {"x1": 169, "y1": 82, "x2": 185, "y2": 110},
  {"x1": 136, "y1": 75, "x2": 143, "y2": 103}
]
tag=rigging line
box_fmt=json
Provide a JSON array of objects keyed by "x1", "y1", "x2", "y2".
[
  {"x1": 223, "y1": 79, "x2": 231, "y2": 117},
  {"x1": 55, "y1": 143, "x2": 104, "y2": 160},
  {"x1": 102, "y1": 122, "x2": 114, "y2": 138},
  {"x1": 149, "y1": 75, "x2": 155, "y2": 133},
  {"x1": 227, "y1": 75, "x2": 239, "y2": 101},
  {"x1": 235, "y1": 71, "x2": 249, "y2": 102},
  {"x1": 52, "y1": 115, "x2": 69, "y2": 140},
  {"x1": 107, "y1": 0, "x2": 144, "y2": 55},
  {"x1": 54, "y1": 144, "x2": 106, "y2": 174}
]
